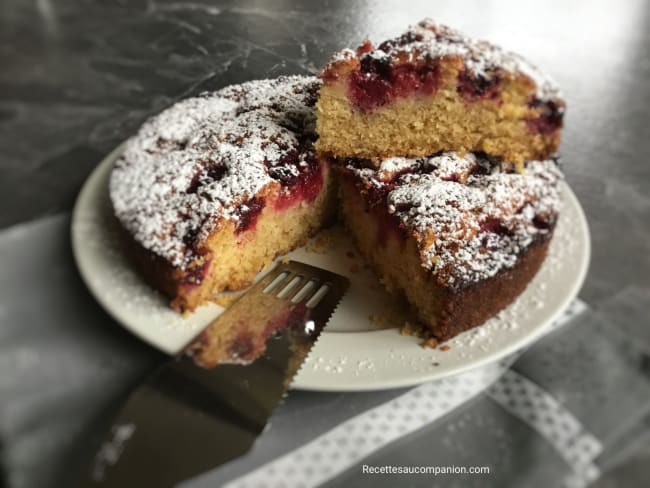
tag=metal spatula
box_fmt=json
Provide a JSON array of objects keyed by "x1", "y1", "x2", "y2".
[{"x1": 79, "y1": 261, "x2": 349, "y2": 488}]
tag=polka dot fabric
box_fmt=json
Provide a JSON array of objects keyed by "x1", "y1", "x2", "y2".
[
  {"x1": 225, "y1": 363, "x2": 507, "y2": 488},
  {"x1": 488, "y1": 369, "x2": 602, "y2": 488}
]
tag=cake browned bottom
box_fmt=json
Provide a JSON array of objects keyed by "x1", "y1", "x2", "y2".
[{"x1": 339, "y1": 177, "x2": 552, "y2": 342}]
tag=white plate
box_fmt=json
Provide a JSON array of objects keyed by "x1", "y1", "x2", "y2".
[{"x1": 72, "y1": 145, "x2": 590, "y2": 392}]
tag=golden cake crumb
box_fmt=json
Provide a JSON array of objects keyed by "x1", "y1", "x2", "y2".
[
  {"x1": 214, "y1": 292, "x2": 242, "y2": 309},
  {"x1": 400, "y1": 320, "x2": 421, "y2": 336},
  {"x1": 420, "y1": 337, "x2": 439, "y2": 349},
  {"x1": 305, "y1": 229, "x2": 334, "y2": 254}
]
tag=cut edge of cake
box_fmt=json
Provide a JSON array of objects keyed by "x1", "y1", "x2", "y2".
[{"x1": 316, "y1": 18, "x2": 565, "y2": 168}]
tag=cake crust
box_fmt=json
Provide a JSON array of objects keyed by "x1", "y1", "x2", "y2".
[{"x1": 432, "y1": 238, "x2": 550, "y2": 341}]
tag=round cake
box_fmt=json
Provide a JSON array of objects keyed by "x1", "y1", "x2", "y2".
[{"x1": 110, "y1": 76, "x2": 337, "y2": 312}]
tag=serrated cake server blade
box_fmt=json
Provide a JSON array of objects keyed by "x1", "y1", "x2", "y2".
[{"x1": 78, "y1": 261, "x2": 349, "y2": 488}]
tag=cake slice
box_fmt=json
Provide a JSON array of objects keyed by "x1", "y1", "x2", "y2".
[
  {"x1": 317, "y1": 19, "x2": 565, "y2": 167},
  {"x1": 337, "y1": 152, "x2": 562, "y2": 341},
  {"x1": 110, "y1": 76, "x2": 336, "y2": 313}
]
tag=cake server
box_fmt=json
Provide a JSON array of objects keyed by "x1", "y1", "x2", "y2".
[{"x1": 79, "y1": 261, "x2": 349, "y2": 488}]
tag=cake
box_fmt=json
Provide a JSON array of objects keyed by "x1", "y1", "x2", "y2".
[
  {"x1": 316, "y1": 19, "x2": 565, "y2": 168},
  {"x1": 337, "y1": 152, "x2": 562, "y2": 341},
  {"x1": 110, "y1": 22, "x2": 566, "y2": 344},
  {"x1": 110, "y1": 76, "x2": 337, "y2": 313}
]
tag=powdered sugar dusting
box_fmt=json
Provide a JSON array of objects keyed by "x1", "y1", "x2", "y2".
[
  {"x1": 346, "y1": 152, "x2": 563, "y2": 288},
  {"x1": 417, "y1": 19, "x2": 560, "y2": 101},
  {"x1": 330, "y1": 48, "x2": 356, "y2": 64},
  {"x1": 375, "y1": 157, "x2": 421, "y2": 177},
  {"x1": 342, "y1": 18, "x2": 561, "y2": 101},
  {"x1": 110, "y1": 76, "x2": 319, "y2": 268}
]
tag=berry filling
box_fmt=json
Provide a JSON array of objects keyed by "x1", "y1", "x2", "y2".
[
  {"x1": 344, "y1": 44, "x2": 509, "y2": 110},
  {"x1": 186, "y1": 162, "x2": 228, "y2": 194},
  {"x1": 391, "y1": 64, "x2": 439, "y2": 98},
  {"x1": 348, "y1": 71, "x2": 393, "y2": 111},
  {"x1": 228, "y1": 331, "x2": 255, "y2": 359},
  {"x1": 457, "y1": 69, "x2": 502, "y2": 102},
  {"x1": 266, "y1": 302, "x2": 309, "y2": 334},
  {"x1": 179, "y1": 258, "x2": 212, "y2": 289},
  {"x1": 479, "y1": 217, "x2": 510, "y2": 236},
  {"x1": 235, "y1": 197, "x2": 265, "y2": 234},
  {"x1": 226, "y1": 302, "x2": 309, "y2": 361},
  {"x1": 532, "y1": 215, "x2": 553, "y2": 230},
  {"x1": 347, "y1": 45, "x2": 441, "y2": 111},
  {"x1": 526, "y1": 99, "x2": 564, "y2": 135},
  {"x1": 271, "y1": 158, "x2": 325, "y2": 211},
  {"x1": 377, "y1": 31, "x2": 423, "y2": 52},
  {"x1": 375, "y1": 207, "x2": 408, "y2": 247},
  {"x1": 341, "y1": 165, "x2": 408, "y2": 246}
]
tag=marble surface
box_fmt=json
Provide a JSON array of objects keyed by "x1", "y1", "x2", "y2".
[{"x1": 1, "y1": 0, "x2": 650, "y2": 487}]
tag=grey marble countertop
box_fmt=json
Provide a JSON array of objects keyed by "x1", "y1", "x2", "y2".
[{"x1": 1, "y1": 1, "x2": 649, "y2": 487}]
